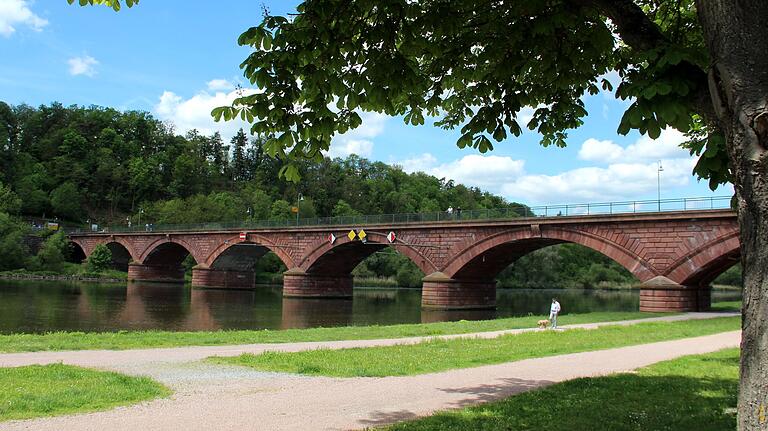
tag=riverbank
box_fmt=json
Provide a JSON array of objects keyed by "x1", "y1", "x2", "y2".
[
  {"x1": 0, "y1": 271, "x2": 124, "y2": 283},
  {"x1": 0, "y1": 311, "x2": 674, "y2": 353}
]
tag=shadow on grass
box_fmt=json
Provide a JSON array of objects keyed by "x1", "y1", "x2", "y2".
[
  {"x1": 359, "y1": 377, "x2": 552, "y2": 427},
  {"x1": 384, "y1": 374, "x2": 737, "y2": 431},
  {"x1": 441, "y1": 377, "x2": 555, "y2": 407}
]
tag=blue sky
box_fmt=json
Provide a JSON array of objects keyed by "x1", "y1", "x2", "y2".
[{"x1": 1, "y1": 0, "x2": 733, "y2": 206}]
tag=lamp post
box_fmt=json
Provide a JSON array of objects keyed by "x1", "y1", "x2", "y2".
[
  {"x1": 138, "y1": 208, "x2": 144, "y2": 226},
  {"x1": 657, "y1": 160, "x2": 664, "y2": 212},
  {"x1": 296, "y1": 193, "x2": 304, "y2": 226},
  {"x1": 246, "y1": 207, "x2": 252, "y2": 222}
]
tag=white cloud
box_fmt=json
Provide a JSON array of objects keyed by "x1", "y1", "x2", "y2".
[
  {"x1": 328, "y1": 139, "x2": 374, "y2": 158},
  {"x1": 501, "y1": 158, "x2": 697, "y2": 204},
  {"x1": 398, "y1": 153, "x2": 525, "y2": 191},
  {"x1": 578, "y1": 128, "x2": 689, "y2": 164},
  {"x1": 0, "y1": 0, "x2": 47, "y2": 37},
  {"x1": 67, "y1": 55, "x2": 99, "y2": 77},
  {"x1": 395, "y1": 126, "x2": 699, "y2": 205},
  {"x1": 154, "y1": 87, "x2": 259, "y2": 140},
  {"x1": 327, "y1": 111, "x2": 388, "y2": 158},
  {"x1": 206, "y1": 79, "x2": 235, "y2": 91}
]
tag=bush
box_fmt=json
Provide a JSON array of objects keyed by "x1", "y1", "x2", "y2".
[
  {"x1": 86, "y1": 244, "x2": 112, "y2": 273},
  {"x1": 0, "y1": 212, "x2": 29, "y2": 271},
  {"x1": 396, "y1": 263, "x2": 423, "y2": 288},
  {"x1": 36, "y1": 232, "x2": 68, "y2": 272}
]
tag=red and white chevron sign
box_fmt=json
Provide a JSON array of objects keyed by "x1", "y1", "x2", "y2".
[{"x1": 387, "y1": 231, "x2": 396, "y2": 243}]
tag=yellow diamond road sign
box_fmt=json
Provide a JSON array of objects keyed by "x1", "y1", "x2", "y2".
[
  {"x1": 347, "y1": 230, "x2": 356, "y2": 241},
  {"x1": 358, "y1": 229, "x2": 367, "y2": 241}
]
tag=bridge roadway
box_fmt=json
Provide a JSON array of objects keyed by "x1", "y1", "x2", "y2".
[{"x1": 68, "y1": 209, "x2": 740, "y2": 312}]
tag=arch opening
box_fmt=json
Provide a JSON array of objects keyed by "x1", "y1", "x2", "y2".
[
  {"x1": 106, "y1": 241, "x2": 132, "y2": 271},
  {"x1": 681, "y1": 249, "x2": 741, "y2": 287},
  {"x1": 307, "y1": 241, "x2": 389, "y2": 276},
  {"x1": 67, "y1": 241, "x2": 86, "y2": 264},
  {"x1": 143, "y1": 242, "x2": 192, "y2": 268},
  {"x1": 494, "y1": 243, "x2": 639, "y2": 289},
  {"x1": 131, "y1": 241, "x2": 196, "y2": 284},
  {"x1": 352, "y1": 247, "x2": 425, "y2": 288}
]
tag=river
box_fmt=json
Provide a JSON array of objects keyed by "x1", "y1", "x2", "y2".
[{"x1": 0, "y1": 280, "x2": 741, "y2": 334}]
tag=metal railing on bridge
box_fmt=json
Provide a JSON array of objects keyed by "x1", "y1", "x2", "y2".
[{"x1": 69, "y1": 196, "x2": 734, "y2": 234}]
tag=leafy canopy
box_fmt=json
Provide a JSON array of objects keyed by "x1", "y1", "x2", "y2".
[
  {"x1": 210, "y1": 0, "x2": 726, "y2": 186},
  {"x1": 66, "y1": 0, "x2": 138, "y2": 12},
  {"x1": 67, "y1": 0, "x2": 728, "y2": 188}
]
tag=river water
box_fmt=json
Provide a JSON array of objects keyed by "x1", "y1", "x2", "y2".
[{"x1": 0, "y1": 280, "x2": 741, "y2": 334}]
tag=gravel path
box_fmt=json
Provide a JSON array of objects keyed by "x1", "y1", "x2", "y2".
[{"x1": 0, "y1": 312, "x2": 740, "y2": 430}]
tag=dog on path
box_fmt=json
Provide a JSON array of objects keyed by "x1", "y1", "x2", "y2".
[{"x1": 537, "y1": 319, "x2": 550, "y2": 329}]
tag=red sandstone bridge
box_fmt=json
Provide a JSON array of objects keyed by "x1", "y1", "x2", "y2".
[{"x1": 68, "y1": 197, "x2": 739, "y2": 313}]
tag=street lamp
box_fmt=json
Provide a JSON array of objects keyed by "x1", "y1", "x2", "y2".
[
  {"x1": 296, "y1": 193, "x2": 304, "y2": 226},
  {"x1": 246, "y1": 207, "x2": 252, "y2": 222},
  {"x1": 657, "y1": 160, "x2": 664, "y2": 211},
  {"x1": 137, "y1": 208, "x2": 144, "y2": 225}
]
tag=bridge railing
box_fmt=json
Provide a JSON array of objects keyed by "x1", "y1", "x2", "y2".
[{"x1": 68, "y1": 196, "x2": 733, "y2": 234}]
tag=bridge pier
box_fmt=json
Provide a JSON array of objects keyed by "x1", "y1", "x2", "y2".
[
  {"x1": 421, "y1": 272, "x2": 496, "y2": 310},
  {"x1": 282, "y1": 268, "x2": 353, "y2": 298},
  {"x1": 639, "y1": 276, "x2": 711, "y2": 312},
  {"x1": 191, "y1": 265, "x2": 256, "y2": 289},
  {"x1": 127, "y1": 263, "x2": 185, "y2": 283}
]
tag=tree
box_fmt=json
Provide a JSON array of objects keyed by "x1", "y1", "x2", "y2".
[
  {"x1": 50, "y1": 182, "x2": 82, "y2": 221},
  {"x1": 230, "y1": 128, "x2": 248, "y2": 182},
  {"x1": 0, "y1": 182, "x2": 21, "y2": 214},
  {"x1": 210, "y1": 3, "x2": 766, "y2": 427},
  {"x1": 86, "y1": 243, "x2": 112, "y2": 273}
]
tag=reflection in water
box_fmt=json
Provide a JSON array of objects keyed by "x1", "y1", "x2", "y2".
[
  {"x1": 0, "y1": 280, "x2": 742, "y2": 334},
  {"x1": 281, "y1": 297, "x2": 353, "y2": 329}
]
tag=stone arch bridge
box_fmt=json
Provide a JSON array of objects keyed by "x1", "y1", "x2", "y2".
[{"x1": 68, "y1": 209, "x2": 739, "y2": 312}]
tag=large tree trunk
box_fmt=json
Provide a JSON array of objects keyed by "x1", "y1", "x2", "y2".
[{"x1": 695, "y1": 1, "x2": 768, "y2": 429}]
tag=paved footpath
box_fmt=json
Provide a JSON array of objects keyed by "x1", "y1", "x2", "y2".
[{"x1": 0, "y1": 313, "x2": 740, "y2": 430}]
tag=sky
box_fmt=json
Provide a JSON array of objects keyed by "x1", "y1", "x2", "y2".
[{"x1": 0, "y1": 0, "x2": 733, "y2": 207}]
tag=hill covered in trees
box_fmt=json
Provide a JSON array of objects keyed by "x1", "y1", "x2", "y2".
[{"x1": 0, "y1": 102, "x2": 646, "y2": 288}]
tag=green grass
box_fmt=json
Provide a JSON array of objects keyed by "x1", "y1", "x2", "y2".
[
  {"x1": 0, "y1": 311, "x2": 670, "y2": 353},
  {"x1": 0, "y1": 364, "x2": 170, "y2": 422},
  {"x1": 711, "y1": 300, "x2": 742, "y2": 312},
  {"x1": 211, "y1": 316, "x2": 740, "y2": 377},
  {"x1": 384, "y1": 348, "x2": 739, "y2": 431}
]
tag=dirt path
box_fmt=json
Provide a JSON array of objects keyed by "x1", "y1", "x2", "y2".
[{"x1": 0, "y1": 313, "x2": 740, "y2": 431}]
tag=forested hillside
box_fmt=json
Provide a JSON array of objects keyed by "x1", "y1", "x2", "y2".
[{"x1": 0, "y1": 102, "x2": 522, "y2": 225}]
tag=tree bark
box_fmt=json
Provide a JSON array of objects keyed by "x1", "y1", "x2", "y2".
[{"x1": 695, "y1": 1, "x2": 768, "y2": 429}]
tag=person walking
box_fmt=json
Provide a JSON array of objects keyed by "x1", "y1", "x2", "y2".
[{"x1": 549, "y1": 298, "x2": 561, "y2": 329}]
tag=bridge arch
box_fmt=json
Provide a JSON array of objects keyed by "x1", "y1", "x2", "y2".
[
  {"x1": 665, "y1": 232, "x2": 741, "y2": 286},
  {"x1": 299, "y1": 231, "x2": 437, "y2": 276},
  {"x1": 204, "y1": 233, "x2": 295, "y2": 269},
  {"x1": 442, "y1": 227, "x2": 656, "y2": 282},
  {"x1": 138, "y1": 237, "x2": 200, "y2": 266}
]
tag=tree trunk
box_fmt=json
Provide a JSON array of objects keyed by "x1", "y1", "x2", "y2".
[{"x1": 695, "y1": 1, "x2": 768, "y2": 429}]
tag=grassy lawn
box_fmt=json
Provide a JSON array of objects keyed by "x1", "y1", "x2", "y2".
[
  {"x1": 0, "y1": 364, "x2": 169, "y2": 422},
  {"x1": 711, "y1": 300, "x2": 742, "y2": 312},
  {"x1": 385, "y1": 348, "x2": 739, "y2": 431},
  {"x1": 211, "y1": 316, "x2": 740, "y2": 377},
  {"x1": 0, "y1": 311, "x2": 671, "y2": 353}
]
